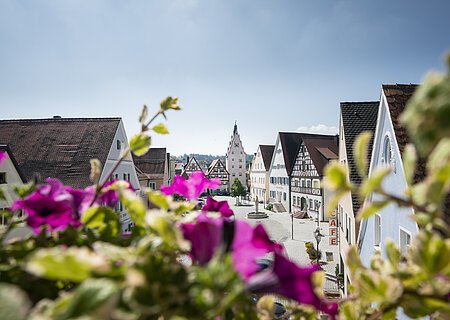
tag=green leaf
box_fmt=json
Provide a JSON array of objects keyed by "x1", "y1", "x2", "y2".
[
  {"x1": 385, "y1": 240, "x2": 401, "y2": 269},
  {"x1": 346, "y1": 246, "x2": 364, "y2": 275},
  {"x1": 360, "y1": 167, "x2": 391, "y2": 198},
  {"x1": 0, "y1": 284, "x2": 31, "y2": 320},
  {"x1": 0, "y1": 187, "x2": 5, "y2": 201},
  {"x1": 139, "y1": 104, "x2": 148, "y2": 125},
  {"x1": 81, "y1": 206, "x2": 120, "y2": 237},
  {"x1": 358, "y1": 200, "x2": 389, "y2": 219},
  {"x1": 411, "y1": 231, "x2": 450, "y2": 276},
  {"x1": 323, "y1": 163, "x2": 351, "y2": 191},
  {"x1": 26, "y1": 247, "x2": 108, "y2": 282},
  {"x1": 354, "y1": 131, "x2": 372, "y2": 177},
  {"x1": 402, "y1": 144, "x2": 417, "y2": 186},
  {"x1": 120, "y1": 190, "x2": 146, "y2": 227},
  {"x1": 89, "y1": 158, "x2": 102, "y2": 184},
  {"x1": 58, "y1": 279, "x2": 119, "y2": 320},
  {"x1": 148, "y1": 191, "x2": 170, "y2": 210},
  {"x1": 160, "y1": 96, "x2": 180, "y2": 111},
  {"x1": 356, "y1": 270, "x2": 402, "y2": 303},
  {"x1": 152, "y1": 123, "x2": 169, "y2": 135},
  {"x1": 130, "y1": 133, "x2": 151, "y2": 156},
  {"x1": 12, "y1": 181, "x2": 35, "y2": 199}
]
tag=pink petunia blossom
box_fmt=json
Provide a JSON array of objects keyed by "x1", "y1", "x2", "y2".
[
  {"x1": 271, "y1": 253, "x2": 338, "y2": 318},
  {"x1": 11, "y1": 178, "x2": 84, "y2": 233},
  {"x1": 180, "y1": 214, "x2": 283, "y2": 281},
  {"x1": 202, "y1": 196, "x2": 234, "y2": 218},
  {"x1": 161, "y1": 172, "x2": 220, "y2": 200},
  {"x1": 0, "y1": 151, "x2": 6, "y2": 166},
  {"x1": 180, "y1": 213, "x2": 223, "y2": 265}
]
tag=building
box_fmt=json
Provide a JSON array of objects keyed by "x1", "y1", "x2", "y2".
[
  {"x1": 0, "y1": 117, "x2": 140, "y2": 231},
  {"x1": 133, "y1": 147, "x2": 170, "y2": 191},
  {"x1": 336, "y1": 101, "x2": 379, "y2": 296},
  {"x1": 205, "y1": 159, "x2": 229, "y2": 194},
  {"x1": 358, "y1": 85, "x2": 420, "y2": 268},
  {"x1": 181, "y1": 156, "x2": 203, "y2": 177},
  {"x1": 0, "y1": 145, "x2": 25, "y2": 223},
  {"x1": 290, "y1": 134, "x2": 338, "y2": 222},
  {"x1": 226, "y1": 122, "x2": 247, "y2": 188},
  {"x1": 249, "y1": 145, "x2": 275, "y2": 206},
  {"x1": 268, "y1": 132, "x2": 303, "y2": 212}
]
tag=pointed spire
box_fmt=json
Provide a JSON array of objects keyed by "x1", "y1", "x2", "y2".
[{"x1": 233, "y1": 121, "x2": 238, "y2": 135}]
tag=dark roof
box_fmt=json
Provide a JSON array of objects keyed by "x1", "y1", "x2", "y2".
[
  {"x1": 382, "y1": 84, "x2": 427, "y2": 184},
  {"x1": 259, "y1": 145, "x2": 275, "y2": 171},
  {"x1": 279, "y1": 132, "x2": 304, "y2": 176},
  {"x1": 133, "y1": 148, "x2": 167, "y2": 176},
  {"x1": 382, "y1": 84, "x2": 419, "y2": 155},
  {"x1": 0, "y1": 145, "x2": 27, "y2": 182},
  {"x1": 0, "y1": 118, "x2": 121, "y2": 188},
  {"x1": 302, "y1": 135, "x2": 339, "y2": 176},
  {"x1": 341, "y1": 101, "x2": 379, "y2": 215}
]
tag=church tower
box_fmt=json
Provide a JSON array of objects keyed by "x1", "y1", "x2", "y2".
[{"x1": 226, "y1": 122, "x2": 247, "y2": 189}]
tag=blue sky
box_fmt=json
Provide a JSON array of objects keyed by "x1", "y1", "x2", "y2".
[{"x1": 1, "y1": 0, "x2": 449, "y2": 155}]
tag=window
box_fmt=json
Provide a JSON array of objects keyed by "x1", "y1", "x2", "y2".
[
  {"x1": 374, "y1": 214, "x2": 381, "y2": 247},
  {"x1": 239, "y1": 165, "x2": 242, "y2": 169},
  {"x1": 148, "y1": 182, "x2": 156, "y2": 190},
  {"x1": 382, "y1": 135, "x2": 396, "y2": 172},
  {"x1": 306, "y1": 179, "x2": 311, "y2": 188},
  {"x1": 117, "y1": 140, "x2": 121, "y2": 150},
  {"x1": 312, "y1": 179, "x2": 320, "y2": 189},
  {"x1": 283, "y1": 192, "x2": 286, "y2": 201},
  {"x1": 0, "y1": 172, "x2": 6, "y2": 184},
  {"x1": 239, "y1": 173, "x2": 242, "y2": 176},
  {"x1": 399, "y1": 228, "x2": 411, "y2": 254}
]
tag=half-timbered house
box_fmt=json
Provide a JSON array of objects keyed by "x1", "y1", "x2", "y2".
[
  {"x1": 205, "y1": 159, "x2": 229, "y2": 194},
  {"x1": 291, "y1": 134, "x2": 338, "y2": 222}
]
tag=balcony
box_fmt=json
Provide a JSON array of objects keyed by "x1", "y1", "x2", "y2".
[{"x1": 291, "y1": 186, "x2": 321, "y2": 196}]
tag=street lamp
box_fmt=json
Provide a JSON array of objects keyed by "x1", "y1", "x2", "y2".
[{"x1": 313, "y1": 227, "x2": 324, "y2": 265}]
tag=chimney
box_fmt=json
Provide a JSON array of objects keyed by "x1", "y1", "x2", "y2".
[
  {"x1": 53, "y1": 115, "x2": 62, "y2": 119},
  {"x1": 186, "y1": 156, "x2": 190, "y2": 165}
]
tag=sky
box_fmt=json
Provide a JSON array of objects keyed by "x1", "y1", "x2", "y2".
[{"x1": 1, "y1": 0, "x2": 449, "y2": 156}]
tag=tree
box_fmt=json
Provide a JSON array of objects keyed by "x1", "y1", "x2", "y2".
[{"x1": 231, "y1": 178, "x2": 246, "y2": 205}]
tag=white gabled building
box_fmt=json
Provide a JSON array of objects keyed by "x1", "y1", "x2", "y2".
[
  {"x1": 268, "y1": 132, "x2": 303, "y2": 213},
  {"x1": 337, "y1": 101, "x2": 379, "y2": 296},
  {"x1": 0, "y1": 145, "x2": 25, "y2": 221},
  {"x1": 359, "y1": 85, "x2": 420, "y2": 262},
  {"x1": 226, "y1": 122, "x2": 247, "y2": 189},
  {"x1": 250, "y1": 145, "x2": 275, "y2": 206},
  {"x1": 0, "y1": 117, "x2": 140, "y2": 232}
]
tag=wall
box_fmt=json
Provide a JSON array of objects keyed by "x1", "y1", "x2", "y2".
[
  {"x1": 359, "y1": 96, "x2": 418, "y2": 266},
  {"x1": 268, "y1": 136, "x2": 289, "y2": 211}
]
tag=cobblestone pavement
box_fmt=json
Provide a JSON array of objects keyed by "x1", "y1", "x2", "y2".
[{"x1": 215, "y1": 196, "x2": 340, "y2": 294}]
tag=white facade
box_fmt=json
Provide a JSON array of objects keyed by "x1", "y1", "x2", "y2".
[
  {"x1": 0, "y1": 150, "x2": 24, "y2": 221},
  {"x1": 249, "y1": 146, "x2": 270, "y2": 205},
  {"x1": 337, "y1": 114, "x2": 358, "y2": 296},
  {"x1": 226, "y1": 123, "x2": 247, "y2": 188},
  {"x1": 268, "y1": 135, "x2": 289, "y2": 212},
  {"x1": 101, "y1": 120, "x2": 141, "y2": 231},
  {"x1": 358, "y1": 94, "x2": 418, "y2": 266}
]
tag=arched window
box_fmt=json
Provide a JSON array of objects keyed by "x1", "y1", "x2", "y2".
[{"x1": 382, "y1": 134, "x2": 396, "y2": 172}]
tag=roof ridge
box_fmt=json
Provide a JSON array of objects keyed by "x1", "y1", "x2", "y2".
[{"x1": 0, "y1": 117, "x2": 122, "y2": 123}]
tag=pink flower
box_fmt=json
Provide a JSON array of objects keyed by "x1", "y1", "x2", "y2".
[
  {"x1": 11, "y1": 178, "x2": 84, "y2": 233},
  {"x1": 247, "y1": 253, "x2": 338, "y2": 319},
  {"x1": 180, "y1": 215, "x2": 282, "y2": 280},
  {"x1": 0, "y1": 151, "x2": 6, "y2": 166},
  {"x1": 99, "y1": 179, "x2": 134, "y2": 207},
  {"x1": 231, "y1": 222, "x2": 283, "y2": 281},
  {"x1": 180, "y1": 213, "x2": 223, "y2": 265},
  {"x1": 161, "y1": 172, "x2": 220, "y2": 200},
  {"x1": 202, "y1": 197, "x2": 234, "y2": 218}
]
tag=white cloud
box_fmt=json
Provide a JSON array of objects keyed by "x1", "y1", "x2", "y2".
[{"x1": 296, "y1": 124, "x2": 338, "y2": 135}]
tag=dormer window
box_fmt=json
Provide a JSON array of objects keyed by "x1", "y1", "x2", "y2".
[{"x1": 117, "y1": 140, "x2": 122, "y2": 150}]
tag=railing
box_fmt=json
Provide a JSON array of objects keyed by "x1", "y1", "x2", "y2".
[{"x1": 291, "y1": 186, "x2": 321, "y2": 195}]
